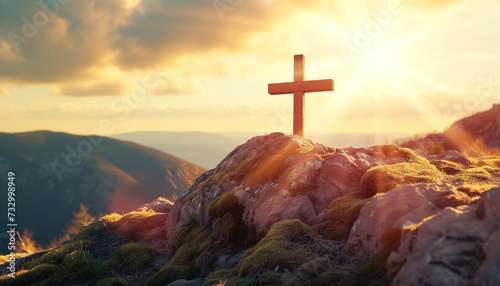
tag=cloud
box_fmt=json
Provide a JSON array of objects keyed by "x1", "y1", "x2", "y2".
[
  {"x1": 0, "y1": 0, "x2": 470, "y2": 96},
  {"x1": 0, "y1": 102, "x2": 278, "y2": 120},
  {"x1": 53, "y1": 81, "x2": 131, "y2": 97},
  {"x1": 0, "y1": 0, "x2": 130, "y2": 84},
  {"x1": 51, "y1": 70, "x2": 204, "y2": 97},
  {"x1": 0, "y1": 104, "x2": 111, "y2": 119},
  {"x1": 151, "y1": 75, "x2": 203, "y2": 96},
  {"x1": 0, "y1": 87, "x2": 10, "y2": 97},
  {"x1": 0, "y1": 41, "x2": 24, "y2": 63},
  {"x1": 0, "y1": 0, "x2": 318, "y2": 93},
  {"x1": 112, "y1": 0, "x2": 331, "y2": 69},
  {"x1": 129, "y1": 104, "x2": 279, "y2": 118}
]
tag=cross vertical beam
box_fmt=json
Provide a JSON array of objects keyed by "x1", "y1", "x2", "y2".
[
  {"x1": 268, "y1": 54, "x2": 334, "y2": 137},
  {"x1": 294, "y1": 55, "x2": 305, "y2": 137}
]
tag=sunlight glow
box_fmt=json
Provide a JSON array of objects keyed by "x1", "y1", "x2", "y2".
[{"x1": 300, "y1": 2, "x2": 470, "y2": 134}]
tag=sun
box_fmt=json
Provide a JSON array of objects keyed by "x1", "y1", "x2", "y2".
[{"x1": 293, "y1": 2, "x2": 463, "y2": 134}]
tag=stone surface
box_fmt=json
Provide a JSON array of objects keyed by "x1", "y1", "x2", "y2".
[
  {"x1": 425, "y1": 149, "x2": 472, "y2": 166},
  {"x1": 214, "y1": 251, "x2": 245, "y2": 271},
  {"x1": 347, "y1": 183, "x2": 492, "y2": 257},
  {"x1": 388, "y1": 187, "x2": 500, "y2": 285},
  {"x1": 165, "y1": 133, "x2": 426, "y2": 237},
  {"x1": 161, "y1": 132, "x2": 500, "y2": 285}
]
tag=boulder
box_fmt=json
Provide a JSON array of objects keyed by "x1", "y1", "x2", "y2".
[
  {"x1": 425, "y1": 149, "x2": 472, "y2": 166},
  {"x1": 388, "y1": 187, "x2": 500, "y2": 285},
  {"x1": 165, "y1": 133, "x2": 433, "y2": 242},
  {"x1": 347, "y1": 184, "x2": 492, "y2": 259},
  {"x1": 161, "y1": 132, "x2": 500, "y2": 285}
]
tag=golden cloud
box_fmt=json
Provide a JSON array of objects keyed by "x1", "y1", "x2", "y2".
[
  {"x1": 0, "y1": 0, "x2": 130, "y2": 84},
  {"x1": 0, "y1": 0, "x2": 466, "y2": 97},
  {"x1": 53, "y1": 81, "x2": 131, "y2": 97},
  {"x1": 0, "y1": 0, "x2": 328, "y2": 87},
  {"x1": 0, "y1": 87, "x2": 10, "y2": 97}
]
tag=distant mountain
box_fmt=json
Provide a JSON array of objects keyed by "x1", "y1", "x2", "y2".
[
  {"x1": 0, "y1": 131, "x2": 205, "y2": 247},
  {"x1": 112, "y1": 131, "x2": 411, "y2": 169},
  {"x1": 400, "y1": 104, "x2": 500, "y2": 155}
]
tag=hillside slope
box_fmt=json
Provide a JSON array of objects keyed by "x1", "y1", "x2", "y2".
[
  {"x1": 0, "y1": 131, "x2": 205, "y2": 246},
  {"x1": 401, "y1": 103, "x2": 500, "y2": 155},
  {"x1": 3, "y1": 132, "x2": 499, "y2": 285}
]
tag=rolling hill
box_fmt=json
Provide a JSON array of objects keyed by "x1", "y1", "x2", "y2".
[
  {"x1": 0, "y1": 131, "x2": 205, "y2": 247},
  {"x1": 400, "y1": 103, "x2": 500, "y2": 155}
]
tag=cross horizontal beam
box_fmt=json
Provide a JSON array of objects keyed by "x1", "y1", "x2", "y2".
[{"x1": 268, "y1": 79, "x2": 334, "y2": 95}]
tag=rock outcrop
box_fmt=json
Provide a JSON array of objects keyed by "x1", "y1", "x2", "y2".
[
  {"x1": 389, "y1": 187, "x2": 500, "y2": 285},
  {"x1": 347, "y1": 183, "x2": 492, "y2": 258},
  {"x1": 161, "y1": 132, "x2": 500, "y2": 284},
  {"x1": 165, "y1": 133, "x2": 441, "y2": 239},
  {"x1": 4, "y1": 131, "x2": 500, "y2": 286}
]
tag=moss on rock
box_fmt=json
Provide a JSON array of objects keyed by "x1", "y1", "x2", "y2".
[
  {"x1": 357, "y1": 162, "x2": 442, "y2": 198},
  {"x1": 73, "y1": 220, "x2": 110, "y2": 244},
  {"x1": 148, "y1": 227, "x2": 209, "y2": 286},
  {"x1": 233, "y1": 219, "x2": 315, "y2": 277},
  {"x1": 115, "y1": 243, "x2": 159, "y2": 273},
  {"x1": 207, "y1": 190, "x2": 240, "y2": 218},
  {"x1": 317, "y1": 195, "x2": 372, "y2": 239}
]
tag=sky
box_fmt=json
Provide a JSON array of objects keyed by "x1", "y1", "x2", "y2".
[{"x1": 0, "y1": 0, "x2": 499, "y2": 138}]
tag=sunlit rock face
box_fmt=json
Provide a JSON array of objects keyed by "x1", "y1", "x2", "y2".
[
  {"x1": 347, "y1": 183, "x2": 492, "y2": 257},
  {"x1": 164, "y1": 132, "x2": 500, "y2": 284},
  {"x1": 165, "y1": 132, "x2": 431, "y2": 238},
  {"x1": 389, "y1": 187, "x2": 500, "y2": 285}
]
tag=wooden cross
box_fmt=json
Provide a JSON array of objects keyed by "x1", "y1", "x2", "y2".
[{"x1": 268, "y1": 54, "x2": 334, "y2": 137}]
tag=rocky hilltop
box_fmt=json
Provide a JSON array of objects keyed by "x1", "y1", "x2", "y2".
[{"x1": 1, "y1": 131, "x2": 500, "y2": 285}]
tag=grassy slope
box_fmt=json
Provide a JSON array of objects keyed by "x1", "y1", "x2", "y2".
[{"x1": 399, "y1": 104, "x2": 500, "y2": 156}]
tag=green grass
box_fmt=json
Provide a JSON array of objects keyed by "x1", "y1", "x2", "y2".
[{"x1": 115, "y1": 243, "x2": 159, "y2": 273}]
